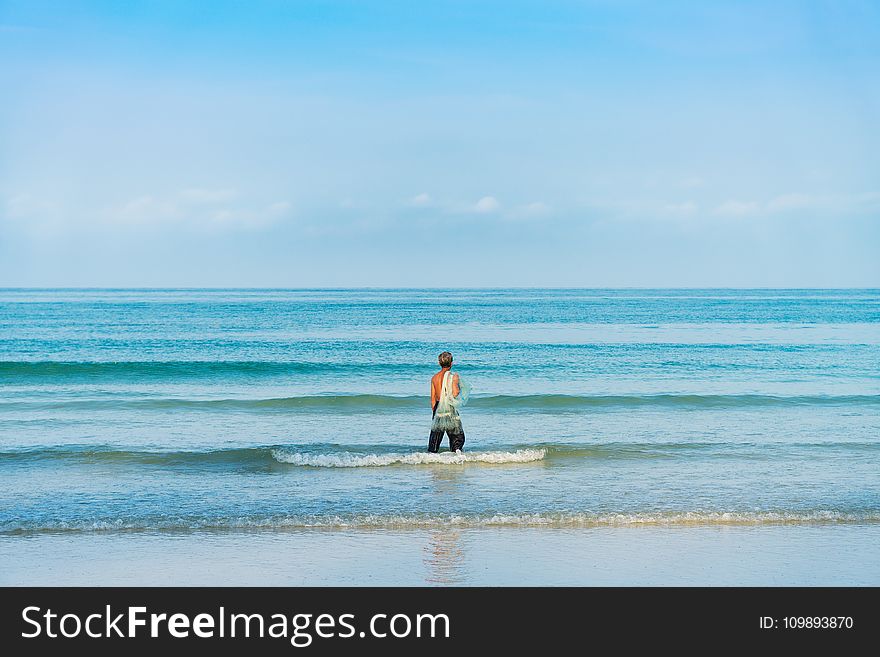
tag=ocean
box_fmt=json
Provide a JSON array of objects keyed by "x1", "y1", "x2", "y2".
[{"x1": 2, "y1": 288, "x2": 879, "y2": 585}]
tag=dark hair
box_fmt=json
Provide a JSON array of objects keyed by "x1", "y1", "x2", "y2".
[{"x1": 438, "y1": 351, "x2": 453, "y2": 368}]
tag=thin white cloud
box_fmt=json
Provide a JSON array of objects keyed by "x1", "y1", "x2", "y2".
[
  {"x1": 713, "y1": 200, "x2": 761, "y2": 217},
  {"x1": 0, "y1": 194, "x2": 65, "y2": 237},
  {"x1": 410, "y1": 192, "x2": 432, "y2": 207},
  {"x1": 267, "y1": 201, "x2": 292, "y2": 215},
  {"x1": 118, "y1": 195, "x2": 180, "y2": 222},
  {"x1": 507, "y1": 201, "x2": 552, "y2": 220},
  {"x1": 523, "y1": 201, "x2": 550, "y2": 214},
  {"x1": 712, "y1": 192, "x2": 880, "y2": 218},
  {"x1": 2, "y1": 194, "x2": 58, "y2": 221},
  {"x1": 766, "y1": 193, "x2": 813, "y2": 212},
  {"x1": 473, "y1": 196, "x2": 500, "y2": 213},
  {"x1": 662, "y1": 200, "x2": 698, "y2": 216},
  {"x1": 113, "y1": 190, "x2": 289, "y2": 231},
  {"x1": 203, "y1": 201, "x2": 292, "y2": 230}
]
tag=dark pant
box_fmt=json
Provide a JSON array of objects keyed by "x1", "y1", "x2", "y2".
[
  {"x1": 428, "y1": 401, "x2": 465, "y2": 453},
  {"x1": 428, "y1": 428, "x2": 466, "y2": 453}
]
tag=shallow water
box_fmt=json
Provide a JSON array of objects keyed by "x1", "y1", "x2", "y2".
[{"x1": 1, "y1": 289, "x2": 878, "y2": 584}]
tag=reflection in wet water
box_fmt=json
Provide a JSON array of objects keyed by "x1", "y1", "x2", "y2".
[
  {"x1": 423, "y1": 466, "x2": 467, "y2": 584},
  {"x1": 424, "y1": 529, "x2": 465, "y2": 585}
]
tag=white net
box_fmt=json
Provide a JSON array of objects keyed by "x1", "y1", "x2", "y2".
[
  {"x1": 448, "y1": 375, "x2": 471, "y2": 408},
  {"x1": 431, "y1": 371, "x2": 471, "y2": 432}
]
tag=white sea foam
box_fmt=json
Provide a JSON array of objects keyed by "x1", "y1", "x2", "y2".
[{"x1": 271, "y1": 448, "x2": 546, "y2": 467}]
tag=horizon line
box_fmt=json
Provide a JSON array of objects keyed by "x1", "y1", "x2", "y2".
[{"x1": 2, "y1": 286, "x2": 878, "y2": 291}]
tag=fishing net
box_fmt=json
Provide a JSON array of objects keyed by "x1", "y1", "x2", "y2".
[{"x1": 431, "y1": 370, "x2": 472, "y2": 432}]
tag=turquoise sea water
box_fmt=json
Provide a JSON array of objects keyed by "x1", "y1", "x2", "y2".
[{"x1": 1, "y1": 289, "x2": 879, "y2": 583}]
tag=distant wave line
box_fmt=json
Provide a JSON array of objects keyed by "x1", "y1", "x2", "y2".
[
  {"x1": 0, "y1": 360, "x2": 432, "y2": 378},
  {"x1": 2, "y1": 392, "x2": 879, "y2": 412}
]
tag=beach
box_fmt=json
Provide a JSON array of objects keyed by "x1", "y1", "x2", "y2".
[
  {"x1": 2, "y1": 288, "x2": 879, "y2": 585},
  {"x1": 4, "y1": 525, "x2": 880, "y2": 586}
]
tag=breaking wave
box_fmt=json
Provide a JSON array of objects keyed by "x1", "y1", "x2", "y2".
[{"x1": 270, "y1": 448, "x2": 546, "y2": 467}]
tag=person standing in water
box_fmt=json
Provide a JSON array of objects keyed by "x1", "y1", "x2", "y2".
[{"x1": 428, "y1": 351, "x2": 466, "y2": 453}]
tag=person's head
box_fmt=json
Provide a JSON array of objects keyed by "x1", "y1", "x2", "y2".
[{"x1": 438, "y1": 351, "x2": 453, "y2": 368}]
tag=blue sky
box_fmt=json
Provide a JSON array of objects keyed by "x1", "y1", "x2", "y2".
[{"x1": 1, "y1": 0, "x2": 878, "y2": 286}]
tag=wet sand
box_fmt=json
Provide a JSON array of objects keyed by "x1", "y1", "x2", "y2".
[{"x1": 3, "y1": 523, "x2": 879, "y2": 586}]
